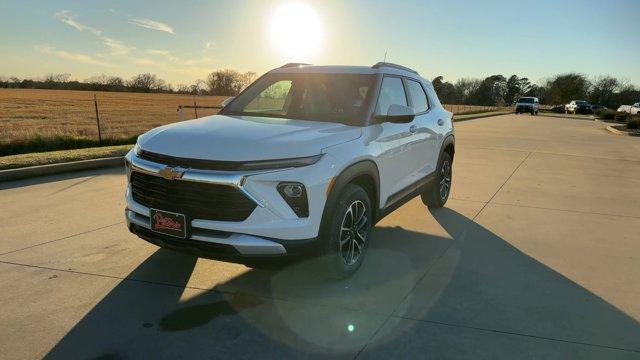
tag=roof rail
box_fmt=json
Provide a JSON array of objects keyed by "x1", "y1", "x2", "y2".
[
  {"x1": 280, "y1": 63, "x2": 312, "y2": 68},
  {"x1": 372, "y1": 62, "x2": 419, "y2": 75}
]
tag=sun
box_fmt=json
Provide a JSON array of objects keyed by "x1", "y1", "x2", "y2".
[{"x1": 269, "y1": 3, "x2": 323, "y2": 60}]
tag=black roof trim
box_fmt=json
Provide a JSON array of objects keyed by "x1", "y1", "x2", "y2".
[{"x1": 372, "y1": 62, "x2": 419, "y2": 75}]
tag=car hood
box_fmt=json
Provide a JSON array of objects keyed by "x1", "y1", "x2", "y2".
[{"x1": 137, "y1": 114, "x2": 362, "y2": 161}]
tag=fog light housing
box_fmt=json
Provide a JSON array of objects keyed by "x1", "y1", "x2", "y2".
[{"x1": 277, "y1": 182, "x2": 309, "y2": 218}]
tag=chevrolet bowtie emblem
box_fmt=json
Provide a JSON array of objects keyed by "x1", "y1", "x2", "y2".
[{"x1": 158, "y1": 166, "x2": 185, "y2": 180}]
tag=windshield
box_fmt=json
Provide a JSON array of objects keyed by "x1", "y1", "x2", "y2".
[
  {"x1": 221, "y1": 73, "x2": 376, "y2": 126},
  {"x1": 518, "y1": 98, "x2": 534, "y2": 104},
  {"x1": 575, "y1": 100, "x2": 588, "y2": 105}
]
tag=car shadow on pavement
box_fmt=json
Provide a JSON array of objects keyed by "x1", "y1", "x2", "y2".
[{"x1": 43, "y1": 209, "x2": 640, "y2": 359}]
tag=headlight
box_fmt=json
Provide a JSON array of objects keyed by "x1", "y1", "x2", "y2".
[
  {"x1": 277, "y1": 182, "x2": 309, "y2": 218},
  {"x1": 133, "y1": 142, "x2": 142, "y2": 156}
]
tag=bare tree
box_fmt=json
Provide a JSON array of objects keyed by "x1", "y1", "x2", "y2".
[
  {"x1": 128, "y1": 73, "x2": 165, "y2": 93},
  {"x1": 205, "y1": 69, "x2": 258, "y2": 95}
]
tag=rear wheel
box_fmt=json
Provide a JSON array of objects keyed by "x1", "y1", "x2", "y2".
[
  {"x1": 322, "y1": 184, "x2": 372, "y2": 278},
  {"x1": 421, "y1": 152, "x2": 452, "y2": 209}
]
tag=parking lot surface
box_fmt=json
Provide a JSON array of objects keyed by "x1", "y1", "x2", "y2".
[{"x1": 1, "y1": 114, "x2": 639, "y2": 359}]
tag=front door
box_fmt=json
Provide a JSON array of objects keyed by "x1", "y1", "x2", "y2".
[{"x1": 373, "y1": 76, "x2": 417, "y2": 205}]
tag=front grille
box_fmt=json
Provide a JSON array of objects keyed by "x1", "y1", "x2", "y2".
[{"x1": 130, "y1": 171, "x2": 256, "y2": 222}]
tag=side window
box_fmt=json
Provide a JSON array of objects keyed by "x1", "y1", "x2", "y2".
[
  {"x1": 244, "y1": 80, "x2": 292, "y2": 113},
  {"x1": 406, "y1": 80, "x2": 429, "y2": 113},
  {"x1": 375, "y1": 77, "x2": 407, "y2": 115}
]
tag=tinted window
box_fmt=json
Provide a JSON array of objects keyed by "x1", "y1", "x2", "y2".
[
  {"x1": 518, "y1": 98, "x2": 534, "y2": 103},
  {"x1": 223, "y1": 73, "x2": 375, "y2": 126},
  {"x1": 407, "y1": 80, "x2": 429, "y2": 113},
  {"x1": 245, "y1": 80, "x2": 292, "y2": 113},
  {"x1": 375, "y1": 77, "x2": 407, "y2": 115}
]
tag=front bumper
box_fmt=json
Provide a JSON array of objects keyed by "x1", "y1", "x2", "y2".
[
  {"x1": 515, "y1": 105, "x2": 534, "y2": 112},
  {"x1": 126, "y1": 209, "x2": 321, "y2": 262},
  {"x1": 124, "y1": 149, "x2": 334, "y2": 259}
]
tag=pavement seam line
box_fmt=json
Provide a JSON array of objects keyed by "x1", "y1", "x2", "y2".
[
  {"x1": 0, "y1": 260, "x2": 379, "y2": 316},
  {"x1": 0, "y1": 222, "x2": 123, "y2": 257},
  {"x1": 490, "y1": 202, "x2": 640, "y2": 220},
  {"x1": 472, "y1": 151, "x2": 533, "y2": 221},
  {"x1": 462, "y1": 145, "x2": 640, "y2": 164},
  {"x1": 394, "y1": 316, "x2": 640, "y2": 354}
]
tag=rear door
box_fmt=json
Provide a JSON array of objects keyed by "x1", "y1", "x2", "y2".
[{"x1": 403, "y1": 78, "x2": 438, "y2": 186}]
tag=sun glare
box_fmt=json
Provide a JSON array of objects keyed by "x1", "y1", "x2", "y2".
[{"x1": 269, "y1": 3, "x2": 323, "y2": 59}]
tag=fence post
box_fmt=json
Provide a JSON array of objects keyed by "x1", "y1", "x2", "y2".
[
  {"x1": 193, "y1": 97, "x2": 198, "y2": 119},
  {"x1": 93, "y1": 93, "x2": 102, "y2": 144}
]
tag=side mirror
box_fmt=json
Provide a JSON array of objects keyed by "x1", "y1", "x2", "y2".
[
  {"x1": 377, "y1": 104, "x2": 415, "y2": 123},
  {"x1": 221, "y1": 97, "x2": 235, "y2": 108}
]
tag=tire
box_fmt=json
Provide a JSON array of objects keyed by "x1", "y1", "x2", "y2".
[
  {"x1": 322, "y1": 184, "x2": 372, "y2": 278},
  {"x1": 421, "y1": 152, "x2": 452, "y2": 209}
]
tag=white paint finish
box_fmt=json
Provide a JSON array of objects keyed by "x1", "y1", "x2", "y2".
[{"x1": 128, "y1": 64, "x2": 452, "y2": 250}]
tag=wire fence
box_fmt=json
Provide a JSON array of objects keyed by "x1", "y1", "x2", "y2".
[
  {"x1": 0, "y1": 88, "x2": 508, "y2": 147},
  {"x1": 0, "y1": 89, "x2": 227, "y2": 145}
]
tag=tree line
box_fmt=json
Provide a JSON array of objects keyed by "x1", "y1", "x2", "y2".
[
  {"x1": 2, "y1": 69, "x2": 638, "y2": 108},
  {"x1": 0, "y1": 69, "x2": 258, "y2": 96},
  {"x1": 432, "y1": 73, "x2": 640, "y2": 109}
]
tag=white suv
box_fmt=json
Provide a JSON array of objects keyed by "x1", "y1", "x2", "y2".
[{"x1": 124, "y1": 62, "x2": 455, "y2": 277}]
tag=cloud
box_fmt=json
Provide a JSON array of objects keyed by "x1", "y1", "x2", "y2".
[
  {"x1": 144, "y1": 49, "x2": 215, "y2": 67},
  {"x1": 35, "y1": 44, "x2": 111, "y2": 67},
  {"x1": 55, "y1": 10, "x2": 101, "y2": 36},
  {"x1": 54, "y1": 10, "x2": 134, "y2": 56},
  {"x1": 204, "y1": 41, "x2": 216, "y2": 51},
  {"x1": 145, "y1": 49, "x2": 179, "y2": 62},
  {"x1": 129, "y1": 18, "x2": 175, "y2": 34},
  {"x1": 103, "y1": 37, "x2": 134, "y2": 55},
  {"x1": 131, "y1": 57, "x2": 161, "y2": 66}
]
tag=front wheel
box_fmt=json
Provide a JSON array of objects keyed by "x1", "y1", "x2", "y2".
[
  {"x1": 421, "y1": 152, "x2": 452, "y2": 209},
  {"x1": 323, "y1": 184, "x2": 372, "y2": 278}
]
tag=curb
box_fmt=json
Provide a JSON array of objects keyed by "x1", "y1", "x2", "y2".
[
  {"x1": 537, "y1": 113, "x2": 594, "y2": 121},
  {"x1": 0, "y1": 156, "x2": 124, "y2": 182},
  {"x1": 606, "y1": 125, "x2": 640, "y2": 137},
  {"x1": 454, "y1": 112, "x2": 511, "y2": 122}
]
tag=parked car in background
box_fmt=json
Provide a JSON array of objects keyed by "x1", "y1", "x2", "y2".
[
  {"x1": 590, "y1": 105, "x2": 607, "y2": 112},
  {"x1": 514, "y1": 97, "x2": 539, "y2": 115},
  {"x1": 565, "y1": 100, "x2": 592, "y2": 114},
  {"x1": 551, "y1": 105, "x2": 566, "y2": 113},
  {"x1": 617, "y1": 102, "x2": 640, "y2": 115}
]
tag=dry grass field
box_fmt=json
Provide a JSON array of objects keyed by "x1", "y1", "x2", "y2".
[
  {"x1": 0, "y1": 88, "x2": 505, "y2": 148},
  {"x1": 0, "y1": 88, "x2": 227, "y2": 144}
]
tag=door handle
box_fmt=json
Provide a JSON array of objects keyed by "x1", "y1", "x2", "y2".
[
  {"x1": 437, "y1": 119, "x2": 445, "y2": 126},
  {"x1": 409, "y1": 125, "x2": 418, "y2": 134}
]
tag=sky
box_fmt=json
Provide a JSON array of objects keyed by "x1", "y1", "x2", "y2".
[{"x1": 1, "y1": 0, "x2": 638, "y2": 86}]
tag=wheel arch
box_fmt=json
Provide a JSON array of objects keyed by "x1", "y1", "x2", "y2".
[
  {"x1": 440, "y1": 134, "x2": 455, "y2": 162},
  {"x1": 319, "y1": 160, "x2": 380, "y2": 240}
]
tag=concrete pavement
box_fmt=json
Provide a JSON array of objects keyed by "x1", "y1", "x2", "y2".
[{"x1": 1, "y1": 114, "x2": 639, "y2": 359}]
